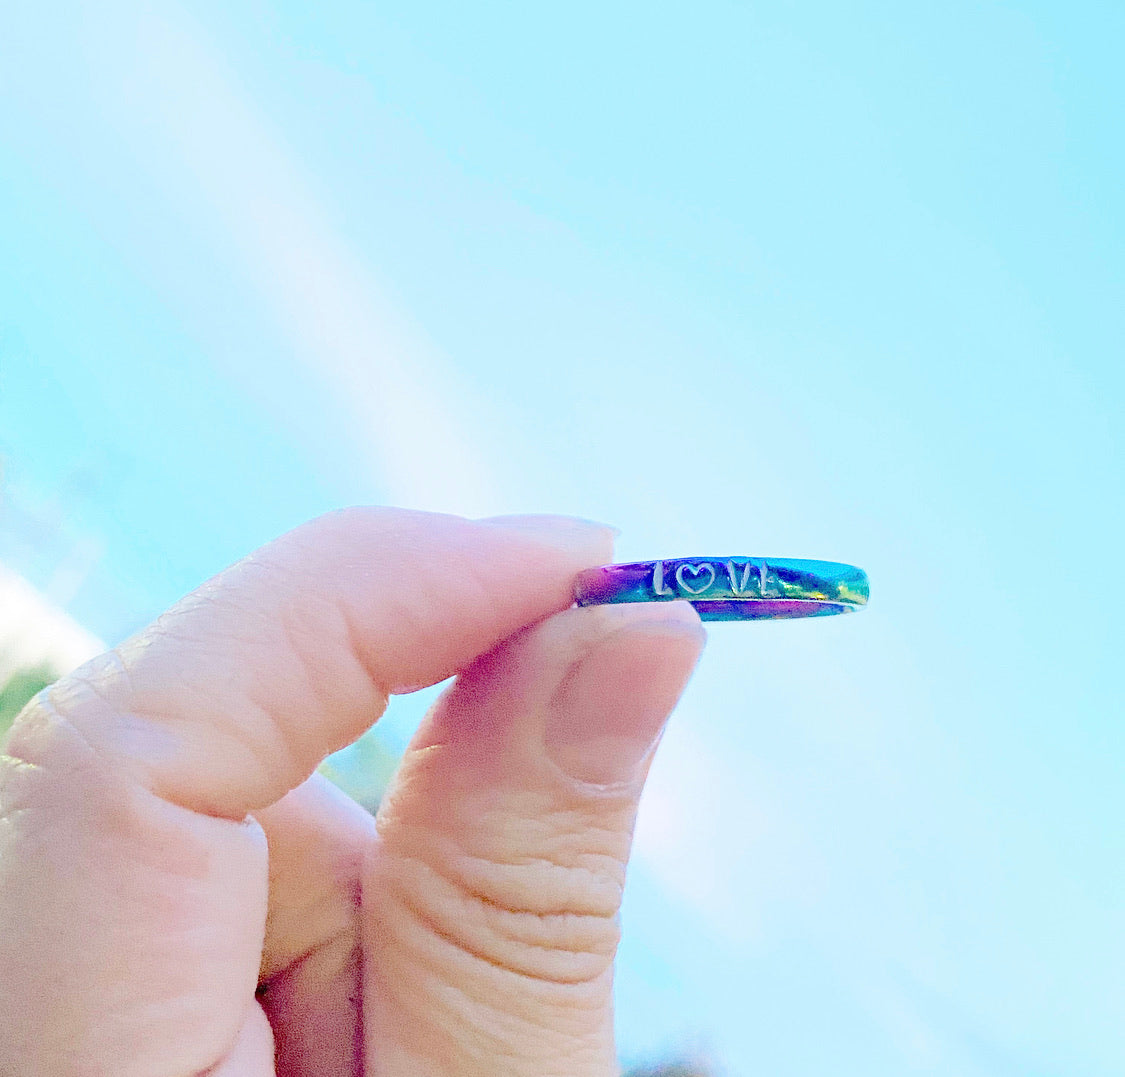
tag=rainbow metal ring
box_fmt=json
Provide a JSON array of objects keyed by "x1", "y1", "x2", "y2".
[{"x1": 574, "y1": 557, "x2": 869, "y2": 621}]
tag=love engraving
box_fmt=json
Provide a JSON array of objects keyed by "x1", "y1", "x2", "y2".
[{"x1": 651, "y1": 559, "x2": 774, "y2": 598}]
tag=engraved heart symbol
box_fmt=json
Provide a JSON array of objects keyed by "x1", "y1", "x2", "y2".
[{"x1": 675, "y1": 561, "x2": 716, "y2": 595}]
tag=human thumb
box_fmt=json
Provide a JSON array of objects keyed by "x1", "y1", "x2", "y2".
[{"x1": 362, "y1": 600, "x2": 705, "y2": 1076}]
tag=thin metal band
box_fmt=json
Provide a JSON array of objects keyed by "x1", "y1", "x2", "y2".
[{"x1": 574, "y1": 557, "x2": 869, "y2": 621}]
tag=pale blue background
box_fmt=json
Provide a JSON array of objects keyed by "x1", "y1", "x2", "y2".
[{"x1": 2, "y1": 3, "x2": 1122, "y2": 1073}]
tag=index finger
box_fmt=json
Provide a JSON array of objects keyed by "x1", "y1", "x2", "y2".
[{"x1": 6, "y1": 508, "x2": 614, "y2": 819}]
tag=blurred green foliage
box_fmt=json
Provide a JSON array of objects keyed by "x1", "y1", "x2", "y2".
[
  {"x1": 318, "y1": 728, "x2": 401, "y2": 814},
  {"x1": 0, "y1": 664, "x2": 57, "y2": 738}
]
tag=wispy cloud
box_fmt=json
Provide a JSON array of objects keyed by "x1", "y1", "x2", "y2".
[{"x1": 0, "y1": 564, "x2": 104, "y2": 680}]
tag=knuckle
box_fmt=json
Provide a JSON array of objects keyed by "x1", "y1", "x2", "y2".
[{"x1": 2, "y1": 687, "x2": 102, "y2": 781}]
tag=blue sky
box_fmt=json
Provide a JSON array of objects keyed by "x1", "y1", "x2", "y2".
[{"x1": 2, "y1": 2, "x2": 1122, "y2": 1072}]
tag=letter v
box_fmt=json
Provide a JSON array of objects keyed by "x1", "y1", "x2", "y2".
[{"x1": 725, "y1": 559, "x2": 757, "y2": 596}]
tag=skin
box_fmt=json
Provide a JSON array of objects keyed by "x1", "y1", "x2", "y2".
[{"x1": 0, "y1": 508, "x2": 706, "y2": 1077}]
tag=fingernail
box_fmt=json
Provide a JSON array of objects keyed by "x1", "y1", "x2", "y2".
[
  {"x1": 543, "y1": 604, "x2": 705, "y2": 785},
  {"x1": 479, "y1": 514, "x2": 620, "y2": 553}
]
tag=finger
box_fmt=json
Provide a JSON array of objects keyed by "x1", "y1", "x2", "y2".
[
  {"x1": 254, "y1": 773, "x2": 375, "y2": 1077},
  {"x1": 17, "y1": 508, "x2": 613, "y2": 820},
  {"x1": 363, "y1": 600, "x2": 706, "y2": 1077},
  {"x1": 0, "y1": 716, "x2": 270, "y2": 1077},
  {"x1": 258, "y1": 773, "x2": 377, "y2": 979},
  {"x1": 0, "y1": 508, "x2": 613, "y2": 1077},
  {"x1": 204, "y1": 1004, "x2": 275, "y2": 1076}
]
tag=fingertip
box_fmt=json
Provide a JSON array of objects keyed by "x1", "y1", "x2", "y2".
[
  {"x1": 518, "y1": 602, "x2": 707, "y2": 787},
  {"x1": 477, "y1": 513, "x2": 619, "y2": 562}
]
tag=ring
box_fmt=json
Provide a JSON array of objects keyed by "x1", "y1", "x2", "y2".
[{"x1": 574, "y1": 557, "x2": 869, "y2": 621}]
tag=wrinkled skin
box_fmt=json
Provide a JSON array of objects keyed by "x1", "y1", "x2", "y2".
[{"x1": 0, "y1": 509, "x2": 705, "y2": 1076}]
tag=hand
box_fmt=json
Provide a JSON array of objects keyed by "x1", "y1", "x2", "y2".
[{"x1": 0, "y1": 509, "x2": 705, "y2": 1076}]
